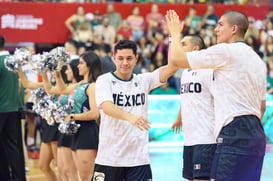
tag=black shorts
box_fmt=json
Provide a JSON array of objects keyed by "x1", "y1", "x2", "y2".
[
  {"x1": 71, "y1": 121, "x2": 99, "y2": 151},
  {"x1": 210, "y1": 115, "x2": 266, "y2": 181},
  {"x1": 93, "y1": 164, "x2": 152, "y2": 181},
  {"x1": 25, "y1": 102, "x2": 36, "y2": 115},
  {"x1": 183, "y1": 144, "x2": 216, "y2": 180},
  {"x1": 41, "y1": 119, "x2": 59, "y2": 143},
  {"x1": 57, "y1": 133, "x2": 73, "y2": 148}
]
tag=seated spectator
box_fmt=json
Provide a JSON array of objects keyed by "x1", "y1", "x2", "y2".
[
  {"x1": 92, "y1": 34, "x2": 112, "y2": 57},
  {"x1": 74, "y1": 21, "x2": 93, "y2": 44},
  {"x1": 104, "y1": 4, "x2": 122, "y2": 31},
  {"x1": 145, "y1": 4, "x2": 165, "y2": 36},
  {"x1": 267, "y1": 55, "x2": 273, "y2": 94},
  {"x1": 94, "y1": 16, "x2": 116, "y2": 46},
  {"x1": 149, "y1": 51, "x2": 167, "y2": 72},
  {"x1": 245, "y1": 35, "x2": 263, "y2": 59},
  {"x1": 260, "y1": 20, "x2": 273, "y2": 45},
  {"x1": 126, "y1": 6, "x2": 145, "y2": 41},
  {"x1": 148, "y1": 30, "x2": 168, "y2": 70},
  {"x1": 117, "y1": 20, "x2": 133, "y2": 41},
  {"x1": 245, "y1": 16, "x2": 260, "y2": 41},
  {"x1": 90, "y1": 10, "x2": 102, "y2": 32},
  {"x1": 260, "y1": 35, "x2": 273, "y2": 62},
  {"x1": 64, "y1": 39, "x2": 79, "y2": 61},
  {"x1": 98, "y1": 47, "x2": 116, "y2": 74},
  {"x1": 184, "y1": 6, "x2": 201, "y2": 34},
  {"x1": 201, "y1": 4, "x2": 218, "y2": 30},
  {"x1": 133, "y1": 53, "x2": 149, "y2": 74}
]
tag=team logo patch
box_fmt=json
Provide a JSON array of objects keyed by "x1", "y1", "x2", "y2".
[
  {"x1": 93, "y1": 171, "x2": 105, "y2": 181},
  {"x1": 192, "y1": 71, "x2": 197, "y2": 76},
  {"x1": 194, "y1": 164, "x2": 201, "y2": 170}
]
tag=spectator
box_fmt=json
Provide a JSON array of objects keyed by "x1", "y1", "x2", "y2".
[
  {"x1": 145, "y1": 4, "x2": 165, "y2": 36},
  {"x1": 245, "y1": 35, "x2": 263, "y2": 58},
  {"x1": 201, "y1": 4, "x2": 219, "y2": 30},
  {"x1": 149, "y1": 51, "x2": 167, "y2": 72},
  {"x1": 126, "y1": 6, "x2": 145, "y2": 42},
  {"x1": 265, "y1": 7, "x2": 273, "y2": 24},
  {"x1": 260, "y1": 35, "x2": 273, "y2": 62},
  {"x1": 266, "y1": 55, "x2": 273, "y2": 94},
  {"x1": 64, "y1": 39, "x2": 80, "y2": 61},
  {"x1": 184, "y1": 6, "x2": 202, "y2": 34},
  {"x1": 136, "y1": 36, "x2": 153, "y2": 66},
  {"x1": 74, "y1": 20, "x2": 93, "y2": 44},
  {"x1": 92, "y1": 34, "x2": 112, "y2": 57},
  {"x1": 94, "y1": 16, "x2": 116, "y2": 46},
  {"x1": 148, "y1": 30, "x2": 168, "y2": 69},
  {"x1": 245, "y1": 16, "x2": 260, "y2": 40},
  {"x1": 117, "y1": 20, "x2": 133, "y2": 41},
  {"x1": 90, "y1": 10, "x2": 102, "y2": 32},
  {"x1": 260, "y1": 20, "x2": 273, "y2": 45},
  {"x1": 65, "y1": 5, "x2": 91, "y2": 41},
  {"x1": 21, "y1": 44, "x2": 40, "y2": 154},
  {"x1": 104, "y1": 4, "x2": 122, "y2": 31}
]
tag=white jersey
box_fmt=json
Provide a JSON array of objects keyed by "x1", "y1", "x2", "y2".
[
  {"x1": 187, "y1": 42, "x2": 267, "y2": 138},
  {"x1": 180, "y1": 69, "x2": 215, "y2": 146},
  {"x1": 95, "y1": 69, "x2": 162, "y2": 167}
]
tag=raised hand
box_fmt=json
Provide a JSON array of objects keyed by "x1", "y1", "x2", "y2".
[{"x1": 165, "y1": 10, "x2": 183, "y2": 37}]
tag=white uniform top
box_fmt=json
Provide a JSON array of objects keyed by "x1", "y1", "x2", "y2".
[
  {"x1": 22, "y1": 64, "x2": 38, "y2": 102},
  {"x1": 187, "y1": 42, "x2": 267, "y2": 138},
  {"x1": 95, "y1": 69, "x2": 162, "y2": 167},
  {"x1": 181, "y1": 69, "x2": 215, "y2": 146}
]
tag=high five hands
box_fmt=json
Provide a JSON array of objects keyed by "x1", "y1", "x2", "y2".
[{"x1": 165, "y1": 10, "x2": 184, "y2": 37}]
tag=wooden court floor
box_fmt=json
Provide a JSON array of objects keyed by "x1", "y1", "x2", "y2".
[
  {"x1": 25, "y1": 144, "x2": 273, "y2": 181},
  {"x1": 26, "y1": 158, "x2": 58, "y2": 181}
]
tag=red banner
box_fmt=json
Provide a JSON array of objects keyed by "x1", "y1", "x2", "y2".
[{"x1": 0, "y1": 2, "x2": 270, "y2": 44}]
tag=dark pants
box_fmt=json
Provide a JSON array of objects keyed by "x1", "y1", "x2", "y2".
[{"x1": 0, "y1": 112, "x2": 26, "y2": 181}]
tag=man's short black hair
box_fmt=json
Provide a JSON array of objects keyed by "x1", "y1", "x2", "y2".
[{"x1": 114, "y1": 40, "x2": 138, "y2": 56}]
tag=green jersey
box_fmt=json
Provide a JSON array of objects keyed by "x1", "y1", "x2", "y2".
[{"x1": 0, "y1": 51, "x2": 19, "y2": 112}]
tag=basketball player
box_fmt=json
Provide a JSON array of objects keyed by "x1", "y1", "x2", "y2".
[
  {"x1": 166, "y1": 10, "x2": 266, "y2": 181},
  {"x1": 94, "y1": 39, "x2": 177, "y2": 181}
]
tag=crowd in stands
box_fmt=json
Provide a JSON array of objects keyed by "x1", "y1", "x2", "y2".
[{"x1": 61, "y1": 3, "x2": 273, "y2": 94}]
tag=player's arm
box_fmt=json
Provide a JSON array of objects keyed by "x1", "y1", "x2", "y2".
[
  {"x1": 18, "y1": 68, "x2": 43, "y2": 90},
  {"x1": 158, "y1": 64, "x2": 178, "y2": 83},
  {"x1": 165, "y1": 10, "x2": 190, "y2": 68},
  {"x1": 260, "y1": 100, "x2": 266, "y2": 120},
  {"x1": 158, "y1": 31, "x2": 179, "y2": 83},
  {"x1": 171, "y1": 107, "x2": 182, "y2": 133},
  {"x1": 100, "y1": 101, "x2": 150, "y2": 131}
]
